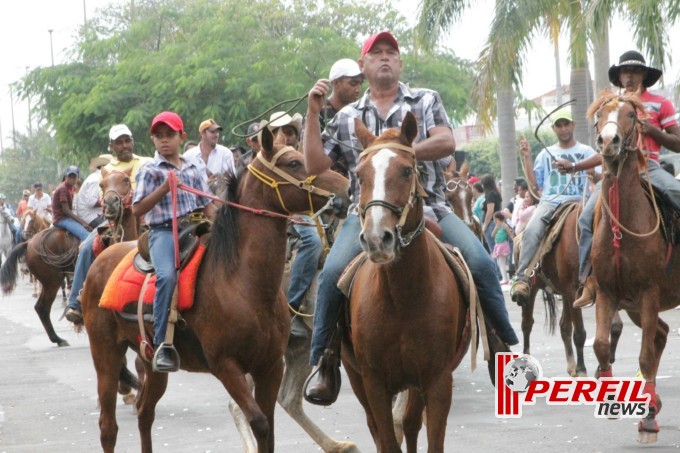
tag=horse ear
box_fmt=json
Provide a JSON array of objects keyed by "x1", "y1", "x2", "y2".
[
  {"x1": 354, "y1": 118, "x2": 375, "y2": 149},
  {"x1": 273, "y1": 129, "x2": 287, "y2": 148},
  {"x1": 401, "y1": 112, "x2": 418, "y2": 145},
  {"x1": 446, "y1": 158, "x2": 457, "y2": 175},
  {"x1": 460, "y1": 162, "x2": 469, "y2": 178},
  {"x1": 100, "y1": 167, "x2": 109, "y2": 178},
  {"x1": 260, "y1": 127, "x2": 274, "y2": 159}
]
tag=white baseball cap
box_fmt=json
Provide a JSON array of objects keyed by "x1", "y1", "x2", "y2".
[
  {"x1": 109, "y1": 124, "x2": 133, "y2": 141},
  {"x1": 328, "y1": 59, "x2": 362, "y2": 82}
]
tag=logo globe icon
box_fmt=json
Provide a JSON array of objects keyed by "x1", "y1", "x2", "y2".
[{"x1": 504, "y1": 355, "x2": 541, "y2": 393}]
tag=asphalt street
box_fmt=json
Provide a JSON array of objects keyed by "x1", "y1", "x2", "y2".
[{"x1": 1, "y1": 275, "x2": 680, "y2": 452}]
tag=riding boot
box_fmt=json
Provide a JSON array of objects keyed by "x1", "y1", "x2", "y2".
[
  {"x1": 304, "y1": 332, "x2": 341, "y2": 406},
  {"x1": 290, "y1": 315, "x2": 309, "y2": 339},
  {"x1": 510, "y1": 277, "x2": 531, "y2": 306},
  {"x1": 152, "y1": 343, "x2": 180, "y2": 373},
  {"x1": 573, "y1": 276, "x2": 597, "y2": 309}
]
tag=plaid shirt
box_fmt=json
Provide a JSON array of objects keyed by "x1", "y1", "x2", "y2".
[
  {"x1": 133, "y1": 154, "x2": 212, "y2": 227},
  {"x1": 323, "y1": 82, "x2": 453, "y2": 220}
]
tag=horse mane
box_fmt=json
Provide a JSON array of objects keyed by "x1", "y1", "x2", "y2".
[{"x1": 206, "y1": 169, "x2": 243, "y2": 273}]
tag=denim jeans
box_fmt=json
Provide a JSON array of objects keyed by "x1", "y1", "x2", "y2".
[
  {"x1": 15, "y1": 224, "x2": 23, "y2": 244},
  {"x1": 516, "y1": 202, "x2": 558, "y2": 280},
  {"x1": 310, "y1": 214, "x2": 363, "y2": 365},
  {"x1": 309, "y1": 212, "x2": 518, "y2": 365},
  {"x1": 149, "y1": 228, "x2": 179, "y2": 346},
  {"x1": 286, "y1": 216, "x2": 323, "y2": 311},
  {"x1": 66, "y1": 228, "x2": 99, "y2": 311},
  {"x1": 54, "y1": 217, "x2": 89, "y2": 241}
]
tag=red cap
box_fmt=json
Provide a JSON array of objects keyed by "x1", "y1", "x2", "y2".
[
  {"x1": 468, "y1": 176, "x2": 480, "y2": 184},
  {"x1": 150, "y1": 111, "x2": 184, "y2": 134},
  {"x1": 361, "y1": 31, "x2": 399, "y2": 58}
]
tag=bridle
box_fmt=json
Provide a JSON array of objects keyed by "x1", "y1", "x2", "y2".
[
  {"x1": 445, "y1": 177, "x2": 470, "y2": 192},
  {"x1": 247, "y1": 146, "x2": 338, "y2": 221},
  {"x1": 101, "y1": 170, "x2": 134, "y2": 242},
  {"x1": 358, "y1": 142, "x2": 427, "y2": 248},
  {"x1": 593, "y1": 96, "x2": 644, "y2": 171}
]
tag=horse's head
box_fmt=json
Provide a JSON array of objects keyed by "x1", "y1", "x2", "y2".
[
  {"x1": 100, "y1": 167, "x2": 133, "y2": 221},
  {"x1": 248, "y1": 125, "x2": 350, "y2": 217},
  {"x1": 355, "y1": 111, "x2": 423, "y2": 263},
  {"x1": 22, "y1": 208, "x2": 48, "y2": 240},
  {"x1": 445, "y1": 162, "x2": 474, "y2": 228},
  {"x1": 588, "y1": 90, "x2": 647, "y2": 170}
]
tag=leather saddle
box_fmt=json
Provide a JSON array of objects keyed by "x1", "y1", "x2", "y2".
[{"x1": 133, "y1": 221, "x2": 212, "y2": 274}]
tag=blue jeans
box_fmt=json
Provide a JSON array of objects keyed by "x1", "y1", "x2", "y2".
[
  {"x1": 309, "y1": 213, "x2": 518, "y2": 365},
  {"x1": 516, "y1": 202, "x2": 558, "y2": 279},
  {"x1": 286, "y1": 216, "x2": 322, "y2": 311},
  {"x1": 15, "y1": 224, "x2": 23, "y2": 244},
  {"x1": 54, "y1": 217, "x2": 89, "y2": 241},
  {"x1": 67, "y1": 228, "x2": 99, "y2": 311},
  {"x1": 149, "y1": 228, "x2": 178, "y2": 346}
]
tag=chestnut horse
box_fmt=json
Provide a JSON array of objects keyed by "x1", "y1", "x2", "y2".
[
  {"x1": 80, "y1": 127, "x2": 350, "y2": 453},
  {"x1": 340, "y1": 112, "x2": 468, "y2": 451},
  {"x1": 0, "y1": 170, "x2": 136, "y2": 346},
  {"x1": 589, "y1": 92, "x2": 670, "y2": 443}
]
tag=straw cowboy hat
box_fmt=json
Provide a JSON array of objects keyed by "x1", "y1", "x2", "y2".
[
  {"x1": 266, "y1": 112, "x2": 303, "y2": 136},
  {"x1": 89, "y1": 153, "x2": 113, "y2": 172},
  {"x1": 608, "y1": 50, "x2": 663, "y2": 88}
]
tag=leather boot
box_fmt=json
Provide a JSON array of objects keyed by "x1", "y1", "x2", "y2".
[
  {"x1": 304, "y1": 343, "x2": 341, "y2": 406},
  {"x1": 510, "y1": 278, "x2": 531, "y2": 306},
  {"x1": 152, "y1": 344, "x2": 180, "y2": 373},
  {"x1": 573, "y1": 277, "x2": 597, "y2": 309},
  {"x1": 290, "y1": 315, "x2": 309, "y2": 339}
]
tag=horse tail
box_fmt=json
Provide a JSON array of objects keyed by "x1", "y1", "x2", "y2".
[
  {"x1": 542, "y1": 291, "x2": 558, "y2": 335},
  {"x1": 119, "y1": 363, "x2": 140, "y2": 391},
  {"x1": 1, "y1": 241, "x2": 28, "y2": 294}
]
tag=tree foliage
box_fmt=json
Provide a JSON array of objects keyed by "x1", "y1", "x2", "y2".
[{"x1": 16, "y1": 0, "x2": 475, "y2": 162}]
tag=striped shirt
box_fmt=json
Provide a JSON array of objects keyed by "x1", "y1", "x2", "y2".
[
  {"x1": 133, "y1": 155, "x2": 212, "y2": 227},
  {"x1": 640, "y1": 89, "x2": 679, "y2": 161},
  {"x1": 322, "y1": 82, "x2": 453, "y2": 220}
]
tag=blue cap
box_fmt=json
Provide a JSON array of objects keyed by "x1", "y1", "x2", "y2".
[{"x1": 64, "y1": 165, "x2": 80, "y2": 177}]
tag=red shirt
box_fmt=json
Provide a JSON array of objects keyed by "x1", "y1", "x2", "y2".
[
  {"x1": 52, "y1": 182, "x2": 76, "y2": 224},
  {"x1": 640, "y1": 89, "x2": 679, "y2": 162},
  {"x1": 16, "y1": 199, "x2": 28, "y2": 219}
]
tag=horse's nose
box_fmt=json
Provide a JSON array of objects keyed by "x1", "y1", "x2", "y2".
[{"x1": 359, "y1": 228, "x2": 396, "y2": 258}]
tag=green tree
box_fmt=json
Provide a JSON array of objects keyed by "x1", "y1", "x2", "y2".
[{"x1": 16, "y1": 0, "x2": 474, "y2": 163}]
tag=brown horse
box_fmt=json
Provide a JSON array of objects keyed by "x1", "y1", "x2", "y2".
[
  {"x1": 444, "y1": 162, "x2": 484, "y2": 242},
  {"x1": 22, "y1": 208, "x2": 50, "y2": 240},
  {"x1": 337, "y1": 112, "x2": 467, "y2": 451},
  {"x1": 589, "y1": 92, "x2": 670, "y2": 443},
  {"x1": 0, "y1": 169, "x2": 136, "y2": 346},
  {"x1": 81, "y1": 127, "x2": 350, "y2": 453},
  {"x1": 516, "y1": 206, "x2": 589, "y2": 375}
]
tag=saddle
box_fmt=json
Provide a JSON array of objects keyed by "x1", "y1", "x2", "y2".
[
  {"x1": 648, "y1": 184, "x2": 680, "y2": 246},
  {"x1": 337, "y1": 230, "x2": 486, "y2": 371},
  {"x1": 134, "y1": 221, "x2": 212, "y2": 274},
  {"x1": 515, "y1": 201, "x2": 580, "y2": 292}
]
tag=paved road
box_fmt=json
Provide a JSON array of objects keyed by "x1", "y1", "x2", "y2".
[{"x1": 1, "y1": 277, "x2": 680, "y2": 452}]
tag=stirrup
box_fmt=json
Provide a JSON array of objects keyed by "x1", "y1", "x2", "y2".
[{"x1": 573, "y1": 282, "x2": 596, "y2": 309}]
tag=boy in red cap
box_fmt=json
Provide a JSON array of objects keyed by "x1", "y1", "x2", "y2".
[{"x1": 132, "y1": 111, "x2": 216, "y2": 372}]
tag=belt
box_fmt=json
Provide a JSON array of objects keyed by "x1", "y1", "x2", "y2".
[{"x1": 149, "y1": 212, "x2": 209, "y2": 230}]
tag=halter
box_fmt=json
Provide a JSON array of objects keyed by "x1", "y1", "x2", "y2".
[
  {"x1": 248, "y1": 146, "x2": 337, "y2": 220},
  {"x1": 358, "y1": 142, "x2": 427, "y2": 248},
  {"x1": 102, "y1": 170, "x2": 134, "y2": 243},
  {"x1": 445, "y1": 178, "x2": 469, "y2": 192}
]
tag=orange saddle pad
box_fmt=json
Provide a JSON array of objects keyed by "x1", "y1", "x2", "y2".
[{"x1": 99, "y1": 244, "x2": 206, "y2": 313}]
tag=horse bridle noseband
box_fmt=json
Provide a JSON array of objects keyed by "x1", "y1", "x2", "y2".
[
  {"x1": 594, "y1": 97, "x2": 643, "y2": 163},
  {"x1": 358, "y1": 142, "x2": 427, "y2": 248},
  {"x1": 446, "y1": 178, "x2": 469, "y2": 192}
]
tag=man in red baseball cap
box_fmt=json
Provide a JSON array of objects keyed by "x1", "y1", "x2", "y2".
[{"x1": 302, "y1": 30, "x2": 518, "y2": 405}]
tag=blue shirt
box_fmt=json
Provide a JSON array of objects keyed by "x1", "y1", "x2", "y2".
[
  {"x1": 133, "y1": 154, "x2": 212, "y2": 227},
  {"x1": 534, "y1": 142, "x2": 597, "y2": 206}
]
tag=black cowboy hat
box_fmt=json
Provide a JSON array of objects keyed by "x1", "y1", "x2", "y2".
[{"x1": 608, "y1": 50, "x2": 662, "y2": 88}]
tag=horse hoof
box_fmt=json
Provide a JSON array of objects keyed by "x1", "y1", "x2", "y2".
[
  {"x1": 331, "y1": 441, "x2": 360, "y2": 453},
  {"x1": 57, "y1": 340, "x2": 70, "y2": 347},
  {"x1": 637, "y1": 431, "x2": 658, "y2": 444},
  {"x1": 122, "y1": 392, "x2": 136, "y2": 405}
]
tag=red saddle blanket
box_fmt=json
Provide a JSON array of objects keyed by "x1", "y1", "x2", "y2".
[{"x1": 99, "y1": 244, "x2": 206, "y2": 313}]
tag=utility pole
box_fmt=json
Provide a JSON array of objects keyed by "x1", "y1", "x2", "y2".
[
  {"x1": 9, "y1": 86, "x2": 16, "y2": 150},
  {"x1": 25, "y1": 67, "x2": 32, "y2": 138},
  {"x1": 83, "y1": 0, "x2": 87, "y2": 25},
  {"x1": 48, "y1": 29, "x2": 55, "y2": 66}
]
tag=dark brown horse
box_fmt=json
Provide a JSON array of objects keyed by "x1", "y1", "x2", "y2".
[
  {"x1": 589, "y1": 92, "x2": 670, "y2": 443},
  {"x1": 0, "y1": 169, "x2": 136, "y2": 346},
  {"x1": 338, "y1": 112, "x2": 468, "y2": 451},
  {"x1": 443, "y1": 162, "x2": 484, "y2": 242},
  {"x1": 81, "y1": 128, "x2": 350, "y2": 453}
]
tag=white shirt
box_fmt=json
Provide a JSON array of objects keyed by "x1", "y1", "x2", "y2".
[
  {"x1": 28, "y1": 193, "x2": 52, "y2": 222},
  {"x1": 76, "y1": 170, "x2": 104, "y2": 224},
  {"x1": 183, "y1": 143, "x2": 236, "y2": 182}
]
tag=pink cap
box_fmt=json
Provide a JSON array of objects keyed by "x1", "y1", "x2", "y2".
[
  {"x1": 361, "y1": 31, "x2": 399, "y2": 58},
  {"x1": 150, "y1": 111, "x2": 184, "y2": 133}
]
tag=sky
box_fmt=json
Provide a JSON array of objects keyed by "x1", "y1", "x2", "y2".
[{"x1": 1, "y1": 0, "x2": 679, "y2": 151}]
